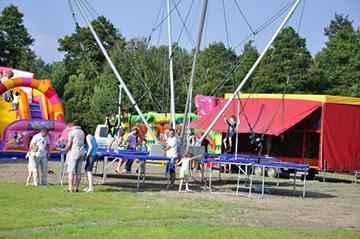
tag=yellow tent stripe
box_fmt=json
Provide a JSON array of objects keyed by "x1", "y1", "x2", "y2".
[{"x1": 224, "y1": 93, "x2": 360, "y2": 106}]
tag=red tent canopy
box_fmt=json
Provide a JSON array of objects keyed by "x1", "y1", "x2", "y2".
[
  {"x1": 322, "y1": 103, "x2": 360, "y2": 171},
  {"x1": 190, "y1": 98, "x2": 321, "y2": 136}
]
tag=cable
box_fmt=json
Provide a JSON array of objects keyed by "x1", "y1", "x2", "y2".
[
  {"x1": 222, "y1": 0, "x2": 230, "y2": 48},
  {"x1": 143, "y1": 0, "x2": 184, "y2": 44},
  {"x1": 156, "y1": 0, "x2": 166, "y2": 47},
  {"x1": 67, "y1": 0, "x2": 80, "y2": 29},
  {"x1": 170, "y1": 0, "x2": 196, "y2": 55},
  {"x1": 80, "y1": 0, "x2": 167, "y2": 112},
  {"x1": 210, "y1": 44, "x2": 254, "y2": 96},
  {"x1": 233, "y1": 0, "x2": 255, "y2": 34},
  {"x1": 233, "y1": 0, "x2": 293, "y2": 50},
  {"x1": 297, "y1": 0, "x2": 305, "y2": 33},
  {"x1": 171, "y1": 0, "x2": 195, "y2": 48},
  {"x1": 186, "y1": 0, "x2": 201, "y2": 49},
  {"x1": 152, "y1": 0, "x2": 166, "y2": 38}
]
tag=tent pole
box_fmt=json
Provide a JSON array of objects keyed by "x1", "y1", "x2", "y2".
[
  {"x1": 74, "y1": 0, "x2": 160, "y2": 144},
  {"x1": 199, "y1": 0, "x2": 302, "y2": 143},
  {"x1": 166, "y1": 0, "x2": 177, "y2": 130},
  {"x1": 180, "y1": 0, "x2": 209, "y2": 142}
]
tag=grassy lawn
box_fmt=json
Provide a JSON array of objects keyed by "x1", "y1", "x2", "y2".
[{"x1": 0, "y1": 182, "x2": 359, "y2": 239}]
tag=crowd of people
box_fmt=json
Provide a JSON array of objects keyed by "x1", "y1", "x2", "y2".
[
  {"x1": 25, "y1": 112, "x2": 234, "y2": 193},
  {"x1": 26, "y1": 120, "x2": 97, "y2": 193}
]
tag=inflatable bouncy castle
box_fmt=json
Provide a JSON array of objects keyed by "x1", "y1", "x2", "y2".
[{"x1": 0, "y1": 67, "x2": 66, "y2": 158}]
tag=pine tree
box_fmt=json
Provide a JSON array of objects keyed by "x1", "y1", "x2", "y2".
[
  {"x1": 251, "y1": 27, "x2": 312, "y2": 93},
  {"x1": 0, "y1": 5, "x2": 37, "y2": 70},
  {"x1": 315, "y1": 14, "x2": 360, "y2": 97}
]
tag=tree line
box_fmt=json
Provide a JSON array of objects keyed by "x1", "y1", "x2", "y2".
[{"x1": 0, "y1": 5, "x2": 359, "y2": 132}]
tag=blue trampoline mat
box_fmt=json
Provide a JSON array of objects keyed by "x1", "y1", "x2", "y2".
[
  {"x1": 97, "y1": 150, "x2": 148, "y2": 157},
  {"x1": 201, "y1": 157, "x2": 272, "y2": 164},
  {"x1": 256, "y1": 162, "x2": 309, "y2": 169},
  {"x1": 205, "y1": 153, "x2": 277, "y2": 161},
  {"x1": 98, "y1": 152, "x2": 172, "y2": 161}
]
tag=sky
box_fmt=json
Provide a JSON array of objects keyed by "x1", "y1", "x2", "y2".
[{"x1": 1, "y1": 0, "x2": 359, "y2": 63}]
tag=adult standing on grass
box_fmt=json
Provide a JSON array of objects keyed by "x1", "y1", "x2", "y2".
[
  {"x1": 30, "y1": 127, "x2": 50, "y2": 185},
  {"x1": 65, "y1": 120, "x2": 85, "y2": 192},
  {"x1": 84, "y1": 133, "x2": 97, "y2": 193},
  {"x1": 164, "y1": 128, "x2": 178, "y2": 188}
]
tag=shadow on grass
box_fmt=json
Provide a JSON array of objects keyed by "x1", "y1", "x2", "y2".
[
  {"x1": 314, "y1": 176, "x2": 355, "y2": 184},
  {"x1": 95, "y1": 177, "x2": 205, "y2": 193},
  {"x1": 92, "y1": 172, "x2": 336, "y2": 198},
  {"x1": 206, "y1": 179, "x2": 336, "y2": 199}
]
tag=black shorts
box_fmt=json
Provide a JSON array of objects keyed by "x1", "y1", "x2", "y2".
[{"x1": 84, "y1": 155, "x2": 97, "y2": 172}]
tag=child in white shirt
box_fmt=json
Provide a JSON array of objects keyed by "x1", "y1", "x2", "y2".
[
  {"x1": 177, "y1": 152, "x2": 201, "y2": 192},
  {"x1": 26, "y1": 144, "x2": 39, "y2": 186}
]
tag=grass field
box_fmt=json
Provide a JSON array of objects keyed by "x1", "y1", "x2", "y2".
[{"x1": 0, "y1": 182, "x2": 359, "y2": 239}]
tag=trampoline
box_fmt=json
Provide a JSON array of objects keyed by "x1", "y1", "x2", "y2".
[
  {"x1": 255, "y1": 162, "x2": 309, "y2": 198},
  {"x1": 199, "y1": 157, "x2": 309, "y2": 198},
  {"x1": 98, "y1": 150, "x2": 174, "y2": 190}
]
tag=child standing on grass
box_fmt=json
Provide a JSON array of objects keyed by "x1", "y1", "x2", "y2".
[
  {"x1": 26, "y1": 144, "x2": 39, "y2": 186},
  {"x1": 177, "y1": 152, "x2": 201, "y2": 193}
]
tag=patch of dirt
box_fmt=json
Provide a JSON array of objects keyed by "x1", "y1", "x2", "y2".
[{"x1": 1, "y1": 160, "x2": 359, "y2": 230}]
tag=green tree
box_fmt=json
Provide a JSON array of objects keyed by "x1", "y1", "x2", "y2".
[
  {"x1": 0, "y1": 30, "x2": 7, "y2": 64},
  {"x1": 58, "y1": 16, "x2": 125, "y2": 77},
  {"x1": 63, "y1": 74, "x2": 93, "y2": 130},
  {"x1": 251, "y1": 27, "x2": 312, "y2": 93},
  {"x1": 194, "y1": 42, "x2": 238, "y2": 97},
  {"x1": 47, "y1": 62, "x2": 69, "y2": 98},
  {"x1": 324, "y1": 14, "x2": 354, "y2": 40},
  {"x1": 89, "y1": 67, "x2": 119, "y2": 129},
  {"x1": 0, "y1": 5, "x2": 36, "y2": 70},
  {"x1": 234, "y1": 41, "x2": 259, "y2": 92},
  {"x1": 315, "y1": 14, "x2": 360, "y2": 97}
]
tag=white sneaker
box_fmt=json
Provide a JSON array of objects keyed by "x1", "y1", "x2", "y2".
[{"x1": 106, "y1": 149, "x2": 110, "y2": 152}]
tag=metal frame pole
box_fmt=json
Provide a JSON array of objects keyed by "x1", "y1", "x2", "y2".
[
  {"x1": 199, "y1": 0, "x2": 302, "y2": 143},
  {"x1": 166, "y1": 0, "x2": 177, "y2": 129},
  {"x1": 74, "y1": 0, "x2": 160, "y2": 144},
  {"x1": 180, "y1": 0, "x2": 209, "y2": 142}
]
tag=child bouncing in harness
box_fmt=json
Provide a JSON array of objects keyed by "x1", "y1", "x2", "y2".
[{"x1": 223, "y1": 115, "x2": 237, "y2": 153}]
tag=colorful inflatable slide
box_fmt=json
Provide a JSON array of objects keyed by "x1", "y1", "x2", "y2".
[{"x1": 0, "y1": 67, "x2": 66, "y2": 159}]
